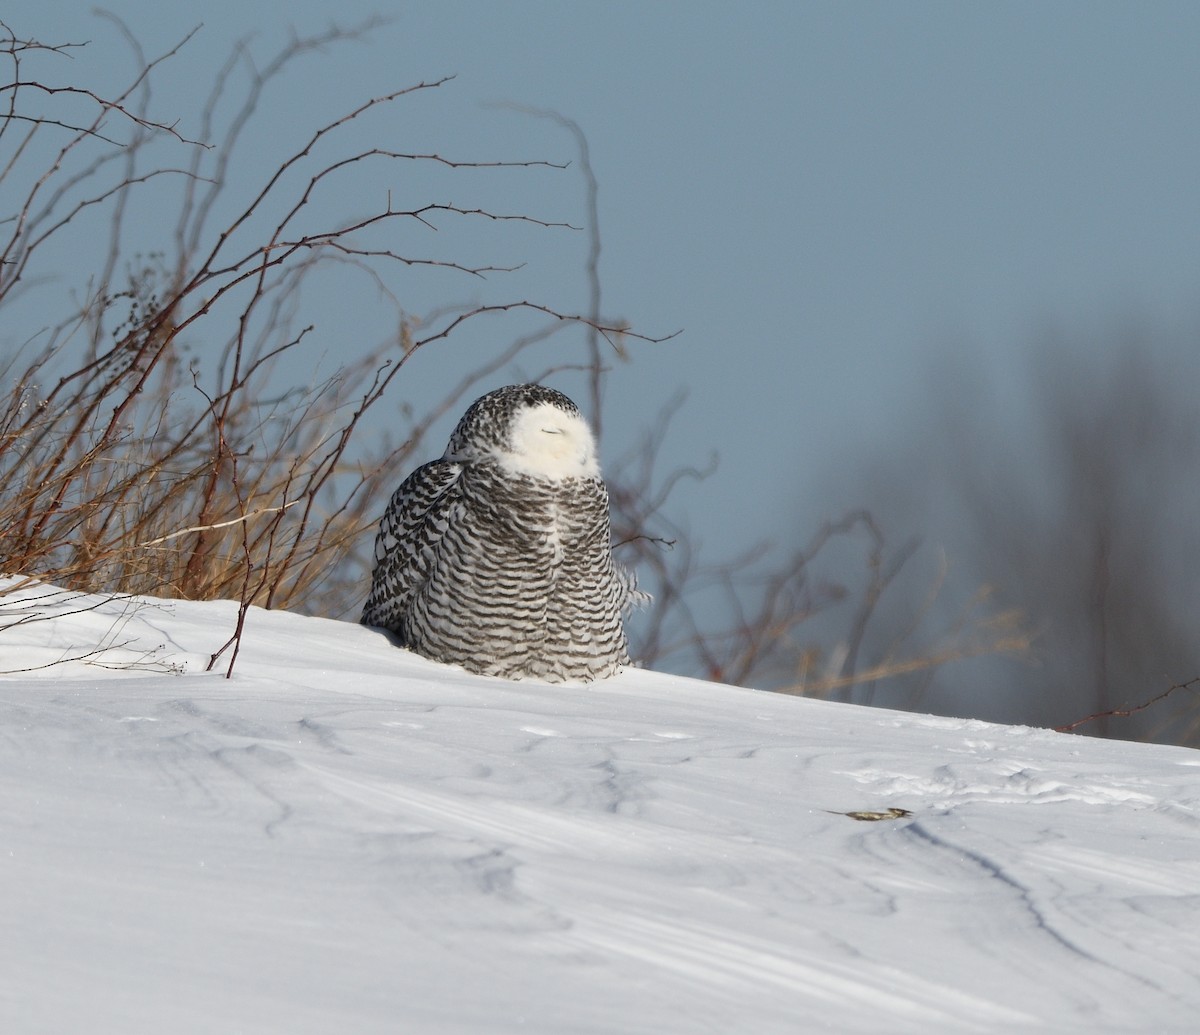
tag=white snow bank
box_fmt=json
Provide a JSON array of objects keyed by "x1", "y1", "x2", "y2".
[{"x1": 2, "y1": 578, "x2": 1198, "y2": 1033}]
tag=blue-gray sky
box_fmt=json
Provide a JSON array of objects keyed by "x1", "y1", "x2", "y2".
[{"x1": 7, "y1": 0, "x2": 1200, "y2": 564}]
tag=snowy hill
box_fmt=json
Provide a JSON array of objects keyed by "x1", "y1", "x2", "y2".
[{"x1": 2, "y1": 579, "x2": 1199, "y2": 1033}]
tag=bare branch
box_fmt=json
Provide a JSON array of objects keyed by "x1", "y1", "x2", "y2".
[
  {"x1": 140, "y1": 499, "x2": 303, "y2": 546},
  {"x1": 1054, "y1": 677, "x2": 1200, "y2": 734}
]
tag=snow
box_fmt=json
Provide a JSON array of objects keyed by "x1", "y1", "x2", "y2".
[{"x1": 2, "y1": 578, "x2": 1199, "y2": 1034}]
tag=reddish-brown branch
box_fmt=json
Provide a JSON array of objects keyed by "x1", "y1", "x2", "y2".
[{"x1": 1054, "y1": 677, "x2": 1200, "y2": 734}]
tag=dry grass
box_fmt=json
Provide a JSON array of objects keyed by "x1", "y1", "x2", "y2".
[{"x1": 0, "y1": 316, "x2": 397, "y2": 613}]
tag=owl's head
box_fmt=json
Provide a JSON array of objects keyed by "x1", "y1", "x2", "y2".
[{"x1": 446, "y1": 384, "x2": 600, "y2": 480}]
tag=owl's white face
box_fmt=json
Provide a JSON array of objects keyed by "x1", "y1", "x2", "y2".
[{"x1": 500, "y1": 402, "x2": 600, "y2": 480}]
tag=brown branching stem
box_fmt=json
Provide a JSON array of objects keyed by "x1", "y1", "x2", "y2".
[{"x1": 1054, "y1": 677, "x2": 1200, "y2": 734}]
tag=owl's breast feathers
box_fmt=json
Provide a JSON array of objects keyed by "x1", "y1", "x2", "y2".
[
  {"x1": 457, "y1": 460, "x2": 608, "y2": 552},
  {"x1": 364, "y1": 457, "x2": 634, "y2": 681}
]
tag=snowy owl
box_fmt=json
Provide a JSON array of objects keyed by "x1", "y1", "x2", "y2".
[{"x1": 361, "y1": 384, "x2": 643, "y2": 682}]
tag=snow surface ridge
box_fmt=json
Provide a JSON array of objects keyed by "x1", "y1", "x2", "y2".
[{"x1": 2, "y1": 577, "x2": 1200, "y2": 1034}]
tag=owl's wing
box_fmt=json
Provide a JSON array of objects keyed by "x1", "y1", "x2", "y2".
[
  {"x1": 615, "y1": 564, "x2": 652, "y2": 613},
  {"x1": 361, "y1": 458, "x2": 462, "y2": 633}
]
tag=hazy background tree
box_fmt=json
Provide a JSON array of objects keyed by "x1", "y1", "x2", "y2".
[{"x1": 820, "y1": 324, "x2": 1200, "y2": 745}]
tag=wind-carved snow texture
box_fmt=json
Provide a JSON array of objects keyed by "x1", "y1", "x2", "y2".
[{"x1": 2, "y1": 578, "x2": 1200, "y2": 1033}]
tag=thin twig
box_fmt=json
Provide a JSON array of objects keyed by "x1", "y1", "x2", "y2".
[
  {"x1": 139, "y1": 499, "x2": 303, "y2": 546},
  {"x1": 1054, "y1": 677, "x2": 1200, "y2": 734}
]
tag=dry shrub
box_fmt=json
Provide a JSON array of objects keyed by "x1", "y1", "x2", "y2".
[
  {"x1": 607, "y1": 397, "x2": 1029, "y2": 697},
  {"x1": 0, "y1": 18, "x2": 659, "y2": 672},
  {"x1": 1, "y1": 16, "x2": 1022, "y2": 693}
]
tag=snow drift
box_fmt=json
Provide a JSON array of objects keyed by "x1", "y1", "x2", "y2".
[{"x1": 2, "y1": 579, "x2": 1198, "y2": 1033}]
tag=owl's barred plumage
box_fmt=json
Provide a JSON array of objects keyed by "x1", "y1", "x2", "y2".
[{"x1": 362, "y1": 384, "x2": 642, "y2": 682}]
